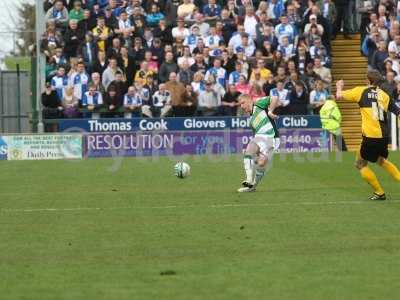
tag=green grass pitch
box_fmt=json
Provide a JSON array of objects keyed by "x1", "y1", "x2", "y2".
[{"x1": 1, "y1": 152, "x2": 400, "y2": 300}]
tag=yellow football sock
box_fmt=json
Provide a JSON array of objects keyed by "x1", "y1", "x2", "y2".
[
  {"x1": 360, "y1": 166, "x2": 385, "y2": 195},
  {"x1": 380, "y1": 160, "x2": 400, "y2": 181}
]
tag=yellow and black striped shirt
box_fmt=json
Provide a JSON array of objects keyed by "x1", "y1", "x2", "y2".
[{"x1": 342, "y1": 86, "x2": 399, "y2": 138}]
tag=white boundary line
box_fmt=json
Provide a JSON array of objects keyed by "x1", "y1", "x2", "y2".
[{"x1": 1, "y1": 200, "x2": 400, "y2": 214}]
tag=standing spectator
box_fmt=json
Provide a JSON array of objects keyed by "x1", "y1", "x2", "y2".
[
  {"x1": 151, "y1": 83, "x2": 173, "y2": 117},
  {"x1": 82, "y1": 83, "x2": 104, "y2": 110},
  {"x1": 165, "y1": 72, "x2": 187, "y2": 116},
  {"x1": 102, "y1": 87, "x2": 121, "y2": 117},
  {"x1": 182, "y1": 85, "x2": 198, "y2": 116},
  {"x1": 90, "y1": 72, "x2": 106, "y2": 94},
  {"x1": 313, "y1": 57, "x2": 332, "y2": 89},
  {"x1": 92, "y1": 50, "x2": 108, "y2": 76},
  {"x1": 123, "y1": 86, "x2": 142, "y2": 117},
  {"x1": 92, "y1": 16, "x2": 112, "y2": 52},
  {"x1": 221, "y1": 84, "x2": 240, "y2": 115},
  {"x1": 70, "y1": 61, "x2": 89, "y2": 103},
  {"x1": 310, "y1": 79, "x2": 328, "y2": 114},
  {"x1": 372, "y1": 41, "x2": 389, "y2": 73},
  {"x1": 198, "y1": 81, "x2": 221, "y2": 116},
  {"x1": 42, "y1": 82, "x2": 63, "y2": 132},
  {"x1": 159, "y1": 52, "x2": 179, "y2": 83},
  {"x1": 62, "y1": 86, "x2": 80, "y2": 118},
  {"x1": 271, "y1": 80, "x2": 290, "y2": 114},
  {"x1": 146, "y1": 4, "x2": 165, "y2": 28},
  {"x1": 78, "y1": 32, "x2": 98, "y2": 71},
  {"x1": 108, "y1": 71, "x2": 128, "y2": 101},
  {"x1": 205, "y1": 58, "x2": 227, "y2": 88},
  {"x1": 289, "y1": 81, "x2": 308, "y2": 115},
  {"x1": 275, "y1": 14, "x2": 297, "y2": 45},
  {"x1": 51, "y1": 66, "x2": 69, "y2": 100},
  {"x1": 64, "y1": 19, "x2": 84, "y2": 59},
  {"x1": 191, "y1": 13, "x2": 210, "y2": 37},
  {"x1": 243, "y1": 6, "x2": 259, "y2": 40},
  {"x1": 102, "y1": 57, "x2": 124, "y2": 89},
  {"x1": 333, "y1": 0, "x2": 351, "y2": 38}
]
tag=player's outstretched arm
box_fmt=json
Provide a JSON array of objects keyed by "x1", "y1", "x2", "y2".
[{"x1": 268, "y1": 95, "x2": 280, "y2": 119}]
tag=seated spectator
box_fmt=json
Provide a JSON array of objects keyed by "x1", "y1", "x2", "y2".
[
  {"x1": 92, "y1": 50, "x2": 108, "y2": 76},
  {"x1": 191, "y1": 13, "x2": 210, "y2": 37},
  {"x1": 102, "y1": 57, "x2": 124, "y2": 89},
  {"x1": 249, "y1": 59, "x2": 272, "y2": 82},
  {"x1": 221, "y1": 84, "x2": 240, "y2": 116},
  {"x1": 69, "y1": 1, "x2": 84, "y2": 22},
  {"x1": 275, "y1": 14, "x2": 297, "y2": 46},
  {"x1": 205, "y1": 26, "x2": 222, "y2": 50},
  {"x1": 304, "y1": 14, "x2": 324, "y2": 36},
  {"x1": 262, "y1": 74, "x2": 277, "y2": 95},
  {"x1": 135, "y1": 61, "x2": 155, "y2": 85},
  {"x1": 277, "y1": 36, "x2": 295, "y2": 62},
  {"x1": 203, "y1": 0, "x2": 221, "y2": 22},
  {"x1": 82, "y1": 83, "x2": 103, "y2": 111},
  {"x1": 45, "y1": 0, "x2": 69, "y2": 29},
  {"x1": 153, "y1": 19, "x2": 173, "y2": 45},
  {"x1": 381, "y1": 70, "x2": 397, "y2": 98},
  {"x1": 92, "y1": 16, "x2": 112, "y2": 52},
  {"x1": 123, "y1": 86, "x2": 143, "y2": 117},
  {"x1": 205, "y1": 58, "x2": 227, "y2": 88},
  {"x1": 115, "y1": 9, "x2": 135, "y2": 36},
  {"x1": 178, "y1": 46, "x2": 196, "y2": 67},
  {"x1": 165, "y1": 72, "x2": 187, "y2": 117},
  {"x1": 159, "y1": 52, "x2": 179, "y2": 83},
  {"x1": 151, "y1": 83, "x2": 172, "y2": 117},
  {"x1": 249, "y1": 83, "x2": 265, "y2": 102},
  {"x1": 271, "y1": 80, "x2": 290, "y2": 114},
  {"x1": 197, "y1": 81, "x2": 221, "y2": 116},
  {"x1": 184, "y1": 26, "x2": 203, "y2": 53},
  {"x1": 178, "y1": 0, "x2": 197, "y2": 20},
  {"x1": 89, "y1": 72, "x2": 105, "y2": 94},
  {"x1": 62, "y1": 86, "x2": 80, "y2": 118},
  {"x1": 52, "y1": 47, "x2": 68, "y2": 67},
  {"x1": 301, "y1": 62, "x2": 319, "y2": 91},
  {"x1": 182, "y1": 85, "x2": 198, "y2": 116},
  {"x1": 191, "y1": 71, "x2": 206, "y2": 94},
  {"x1": 289, "y1": 80, "x2": 308, "y2": 115},
  {"x1": 309, "y1": 79, "x2": 328, "y2": 114},
  {"x1": 70, "y1": 61, "x2": 89, "y2": 103},
  {"x1": 236, "y1": 75, "x2": 251, "y2": 94},
  {"x1": 172, "y1": 18, "x2": 190, "y2": 40},
  {"x1": 178, "y1": 61, "x2": 194, "y2": 86},
  {"x1": 313, "y1": 57, "x2": 332, "y2": 89},
  {"x1": 229, "y1": 62, "x2": 246, "y2": 85},
  {"x1": 146, "y1": 4, "x2": 165, "y2": 28},
  {"x1": 234, "y1": 33, "x2": 256, "y2": 57},
  {"x1": 294, "y1": 45, "x2": 312, "y2": 75}
]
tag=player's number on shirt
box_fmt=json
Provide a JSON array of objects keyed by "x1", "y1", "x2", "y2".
[{"x1": 372, "y1": 102, "x2": 385, "y2": 121}]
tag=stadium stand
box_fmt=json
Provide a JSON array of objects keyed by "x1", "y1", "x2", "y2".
[{"x1": 40, "y1": 0, "x2": 400, "y2": 135}]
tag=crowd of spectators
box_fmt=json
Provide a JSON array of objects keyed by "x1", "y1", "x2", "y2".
[
  {"x1": 40, "y1": 0, "x2": 366, "y2": 121},
  {"x1": 360, "y1": 0, "x2": 400, "y2": 103}
]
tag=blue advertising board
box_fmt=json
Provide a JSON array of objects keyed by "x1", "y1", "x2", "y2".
[{"x1": 59, "y1": 116, "x2": 322, "y2": 133}]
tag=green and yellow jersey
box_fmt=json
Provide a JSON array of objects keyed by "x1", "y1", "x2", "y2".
[
  {"x1": 250, "y1": 97, "x2": 279, "y2": 138},
  {"x1": 341, "y1": 86, "x2": 399, "y2": 138}
]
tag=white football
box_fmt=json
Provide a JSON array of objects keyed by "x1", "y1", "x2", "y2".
[{"x1": 174, "y1": 162, "x2": 191, "y2": 178}]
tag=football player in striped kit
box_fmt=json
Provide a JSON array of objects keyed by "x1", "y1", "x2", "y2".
[{"x1": 238, "y1": 94, "x2": 280, "y2": 193}]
